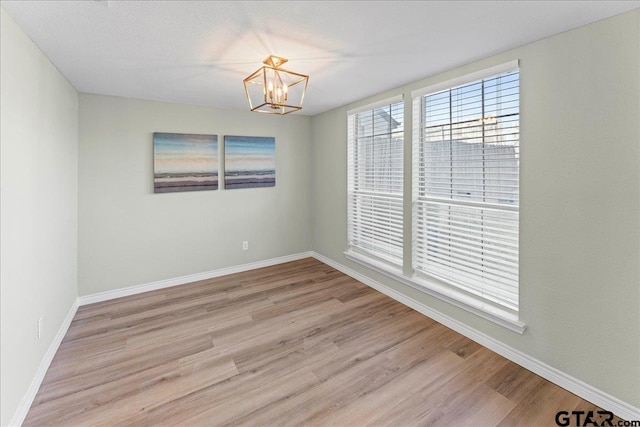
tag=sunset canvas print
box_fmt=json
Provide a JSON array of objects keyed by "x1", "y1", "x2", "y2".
[
  {"x1": 153, "y1": 132, "x2": 218, "y2": 193},
  {"x1": 224, "y1": 136, "x2": 275, "y2": 189}
]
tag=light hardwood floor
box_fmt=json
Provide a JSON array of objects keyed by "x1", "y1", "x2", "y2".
[{"x1": 24, "y1": 258, "x2": 619, "y2": 426}]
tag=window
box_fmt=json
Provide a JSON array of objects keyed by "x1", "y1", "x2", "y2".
[
  {"x1": 413, "y1": 62, "x2": 520, "y2": 316},
  {"x1": 347, "y1": 96, "x2": 404, "y2": 267}
]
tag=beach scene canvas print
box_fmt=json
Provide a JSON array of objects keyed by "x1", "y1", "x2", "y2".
[
  {"x1": 224, "y1": 136, "x2": 275, "y2": 189},
  {"x1": 153, "y1": 132, "x2": 218, "y2": 193}
]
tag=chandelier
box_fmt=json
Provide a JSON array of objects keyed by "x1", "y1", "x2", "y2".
[{"x1": 243, "y1": 55, "x2": 309, "y2": 115}]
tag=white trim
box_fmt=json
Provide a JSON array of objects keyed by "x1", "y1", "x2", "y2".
[
  {"x1": 312, "y1": 251, "x2": 640, "y2": 422},
  {"x1": 345, "y1": 248, "x2": 404, "y2": 278},
  {"x1": 78, "y1": 252, "x2": 314, "y2": 306},
  {"x1": 9, "y1": 298, "x2": 80, "y2": 427},
  {"x1": 411, "y1": 59, "x2": 519, "y2": 98},
  {"x1": 347, "y1": 94, "x2": 404, "y2": 116},
  {"x1": 344, "y1": 250, "x2": 526, "y2": 334}
]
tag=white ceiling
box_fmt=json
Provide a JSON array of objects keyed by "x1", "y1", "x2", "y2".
[{"x1": 2, "y1": 0, "x2": 639, "y2": 116}]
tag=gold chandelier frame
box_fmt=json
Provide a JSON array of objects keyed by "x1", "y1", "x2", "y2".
[{"x1": 243, "y1": 55, "x2": 309, "y2": 115}]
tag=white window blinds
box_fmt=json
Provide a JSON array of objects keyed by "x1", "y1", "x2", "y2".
[
  {"x1": 413, "y1": 68, "x2": 520, "y2": 311},
  {"x1": 348, "y1": 98, "x2": 404, "y2": 266}
]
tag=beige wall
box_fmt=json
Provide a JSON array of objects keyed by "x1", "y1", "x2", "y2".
[
  {"x1": 0, "y1": 9, "x2": 79, "y2": 426},
  {"x1": 78, "y1": 94, "x2": 312, "y2": 295},
  {"x1": 311, "y1": 9, "x2": 640, "y2": 408}
]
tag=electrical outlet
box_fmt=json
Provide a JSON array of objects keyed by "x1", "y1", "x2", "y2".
[
  {"x1": 242, "y1": 241, "x2": 249, "y2": 251},
  {"x1": 38, "y1": 316, "x2": 43, "y2": 339}
]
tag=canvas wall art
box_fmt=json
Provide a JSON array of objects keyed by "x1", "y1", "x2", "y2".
[
  {"x1": 224, "y1": 136, "x2": 276, "y2": 189},
  {"x1": 153, "y1": 132, "x2": 218, "y2": 193}
]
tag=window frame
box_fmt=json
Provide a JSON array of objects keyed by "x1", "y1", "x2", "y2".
[
  {"x1": 411, "y1": 60, "x2": 522, "y2": 327},
  {"x1": 344, "y1": 62, "x2": 525, "y2": 333},
  {"x1": 346, "y1": 95, "x2": 405, "y2": 270}
]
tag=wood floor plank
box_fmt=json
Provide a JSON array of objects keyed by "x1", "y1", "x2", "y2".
[
  {"x1": 33, "y1": 334, "x2": 215, "y2": 406},
  {"x1": 497, "y1": 379, "x2": 583, "y2": 426},
  {"x1": 319, "y1": 355, "x2": 458, "y2": 425},
  {"x1": 178, "y1": 367, "x2": 321, "y2": 427},
  {"x1": 485, "y1": 360, "x2": 545, "y2": 403},
  {"x1": 23, "y1": 258, "x2": 620, "y2": 426}
]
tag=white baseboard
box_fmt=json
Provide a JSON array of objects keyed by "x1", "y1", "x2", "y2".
[
  {"x1": 9, "y1": 298, "x2": 79, "y2": 427},
  {"x1": 311, "y1": 251, "x2": 640, "y2": 422},
  {"x1": 78, "y1": 252, "x2": 314, "y2": 306}
]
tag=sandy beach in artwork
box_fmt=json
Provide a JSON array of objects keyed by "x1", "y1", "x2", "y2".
[
  {"x1": 224, "y1": 170, "x2": 275, "y2": 189},
  {"x1": 153, "y1": 172, "x2": 218, "y2": 192}
]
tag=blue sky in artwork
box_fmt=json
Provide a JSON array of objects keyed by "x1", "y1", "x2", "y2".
[
  {"x1": 154, "y1": 133, "x2": 218, "y2": 174},
  {"x1": 225, "y1": 136, "x2": 275, "y2": 172}
]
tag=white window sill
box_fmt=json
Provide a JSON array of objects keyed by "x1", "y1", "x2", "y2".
[{"x1": 344, "y1": 250, "x2": 527, "y2": 334}]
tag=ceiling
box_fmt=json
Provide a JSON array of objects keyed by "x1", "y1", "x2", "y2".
[{"x1": 2, "y1": 1, "x2": 639, "y2": 116}]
